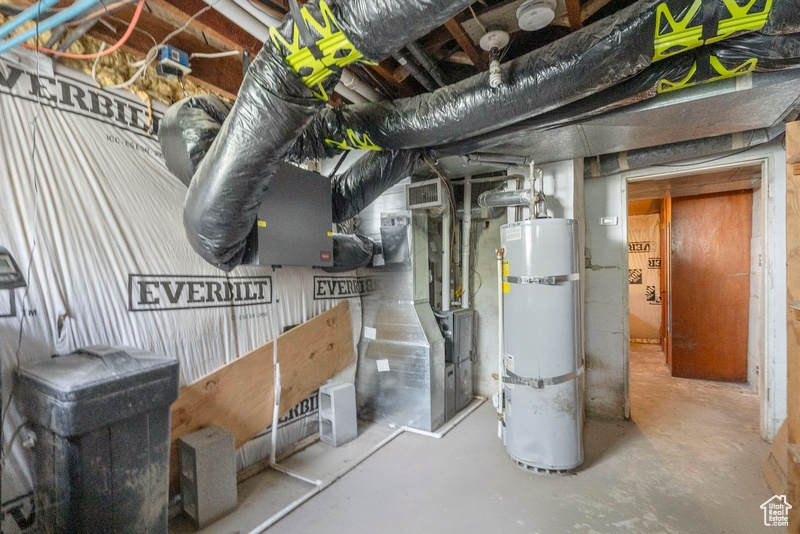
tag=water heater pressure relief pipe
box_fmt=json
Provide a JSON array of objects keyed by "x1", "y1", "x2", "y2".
[{"x1": 496, "y1": 247, "x2": 505, "y2": 436}]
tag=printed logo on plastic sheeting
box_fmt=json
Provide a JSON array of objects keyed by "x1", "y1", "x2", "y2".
[
  {"x1": 313, "y1": 276, "x2": 378, "y2": 300},
  {"x1": 256, "y1": 393, "x2": 320, "y2": 438},
  {"x1": 628, "y1": 241, "x2": 651, "y2": 253},
  {"x1": 628, "y1": 269, "x2": 643, "y2": 285},
  {"x1": 128, "y1": 274, "x2": 272, "y2": 312},
  {"x1": 649, "y1": 258, "x2": 662, "y2": 269},
  {"x1": 1, "y1": 493, "x2": 36, "y2": 533},
  {"x1": 0, "y1": 60, "x2": 162, "y2": 138},
  {"x1": 646, "y1": 286, "x2": 661, "y2": 305}
]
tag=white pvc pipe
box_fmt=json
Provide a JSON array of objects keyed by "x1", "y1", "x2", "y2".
[
  {"x1": 334, "y1": 83, "x2": 368, "y2": 104},
  {"x1": 340, "y1": 69, "x2": 381, "y2": 102},
  {"x1": 247, "y1": 397, "x2": 487, "y2": 534},
  {"x1": 236, "y1": 0, "x2": 282, "y2": 26},
  {"x1": 461, "y1": 180, "x2": 472, "y2": 309},
  {"x1": 270, "y1": 269, "x2": 280, "y2": 465},
  {"x1": 442, "y1": 209, "x2": 451, "y2": 312},
  {"x1": 496, "y1": 250, "x2": 505, "y2": 430},
  {"x1": 402, "y1": 396, "x2": 485, "y2": 439},
  {"x1": 206, "y1": 0, "x2": 381, "y2": 105},
  {"x1": 203, "y1": 0, "x2": 273, "y2": 41}
]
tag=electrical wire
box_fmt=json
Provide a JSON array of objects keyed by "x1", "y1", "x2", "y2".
[
  {"x1": 105, "y1": 13, "x2": 157, "y2": 46},
  {"x1": 189, "y1": 50, "x2": 240, "y2": 59},
  {"x1": 90, "y1": 41, "x2": 106, "y2": 81},
  {"x1": 469, "y1": 5, "x2": 486, "y2": 33},
  {"x1": 423, "y1": 156, "x2": 456, "y2": 251},
  {"x1": 70, "y1": 0, "x2": 132, "y2": 26},
  {"x1": 92, "y1": 3, "x2": 215, "y2": 90},
  {"x1": 21, "y1": 0, "x2": 144, "y2": 58}
]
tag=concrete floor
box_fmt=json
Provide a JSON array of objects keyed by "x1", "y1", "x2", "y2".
[{"x1": 176, "y1": 344, "x2": 775, "y2": 533}]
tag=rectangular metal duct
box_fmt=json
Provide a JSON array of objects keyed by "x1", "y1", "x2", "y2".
[{"x1": 435, "y1": 69, "x2": 800, "y2": 175}]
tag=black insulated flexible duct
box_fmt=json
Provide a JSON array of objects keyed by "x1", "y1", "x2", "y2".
[
  {"x1": 289, "y1": 0, "x2": 798, "y2": 162},
  {"x1": 167, "y1": 0, "x2": 800, "y2": 272},
  {"x1": 160, "y1": 94, "x2": 422, "y2": 272},
  {"x1": 435, "y1": 31, "x2": 800, "y2": 157},
  {"x1": 585, "y1": 124, "x2": 785, "y2": 178},
  {"x1": 180, "y1": 0, "x2": 477, "y2": 271}
]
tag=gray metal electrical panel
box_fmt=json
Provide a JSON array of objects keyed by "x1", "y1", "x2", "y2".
[
  {"x1": 18, "y1": 345, "x2": 179, "y2": 534},
  {"x1": 242, "y1": 162, "x2": 333, "y2": 268}
]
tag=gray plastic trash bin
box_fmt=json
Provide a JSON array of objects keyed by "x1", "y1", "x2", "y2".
[{"x1": 18, "y1": 345, "x2": 179, "y2": 534}]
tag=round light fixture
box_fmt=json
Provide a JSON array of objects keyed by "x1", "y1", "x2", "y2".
[
  {"x1": 516, "y1": 0, "x2": 557, "y2": 32},
  {"x1": 479, "y1": 28, "x2": 511, "y2": 52}
]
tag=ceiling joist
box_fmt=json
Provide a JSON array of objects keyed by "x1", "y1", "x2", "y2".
[{"x1": 444, "y1": 17, "x2": 487, "y2": 71}]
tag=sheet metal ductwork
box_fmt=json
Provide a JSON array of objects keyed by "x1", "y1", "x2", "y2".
[
  {"x1": 178, "y1": 0, "x2": 477, "y2": 271},
  {"x1": 163, "y1": 0, "x2": 800, "y2": 271}
]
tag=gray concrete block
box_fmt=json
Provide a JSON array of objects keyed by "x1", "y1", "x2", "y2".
[
  {"x1": 179, "y1": 425, "x2": 238, "y2": 529},
  {"x1": 319, "y1": 383, "x2": 357, "y2": 447}
]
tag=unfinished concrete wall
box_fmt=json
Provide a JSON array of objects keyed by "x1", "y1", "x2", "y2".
[
  {"x1": 583, "y1": 174, "x2": 630, "y2": 419},
  {"x1": 749, "y1": 184, "x2": 764, "y2": 390}
]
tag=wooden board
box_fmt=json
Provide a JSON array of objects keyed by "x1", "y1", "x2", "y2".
[
  {"x1": 788, "y1": 121, "x2": 800, "y2": 164},
  {"x1": 168, "y1": 301, "x2": 354, "y2": 494},
  {"x1": 764, "y1": 420, "x2": 788, "y2": 495},
  {"x1": 786, "y1": 122, "x2": 800, "y2": 532},
  {"x1": 670, "y1": 190, "x2": 752, "y2": 382}
]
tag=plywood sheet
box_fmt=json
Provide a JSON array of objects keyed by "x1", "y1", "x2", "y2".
[
  {"x1": 788, "y1": 121, "x2": 800, "y2": 164},
  {"x1": 169, "y1": 301, "x2": 354, "y2": 494}
]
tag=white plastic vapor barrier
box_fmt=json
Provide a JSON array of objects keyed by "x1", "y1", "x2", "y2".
[
  {"x1": 627, "y1": 214, "x2": 662, "y2": 343},
  {"x1": 0, "y1": 55, "x2": 361, "y2": 530}
]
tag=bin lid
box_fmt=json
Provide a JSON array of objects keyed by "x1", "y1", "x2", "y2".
[{"x1": 19, "y1": 345, "x2": 178, "y2": 402}]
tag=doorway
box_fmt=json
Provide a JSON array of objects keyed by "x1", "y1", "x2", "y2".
[{"x1": 626, "y1": 164, "x2": 764, "y2": 389}]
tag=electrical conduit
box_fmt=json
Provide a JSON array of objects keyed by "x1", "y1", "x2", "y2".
[{"x1": 0, "y1": 0, "x2": 101, "y2": 55}]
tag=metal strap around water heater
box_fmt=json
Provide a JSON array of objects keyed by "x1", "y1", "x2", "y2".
[
  {"x1": 505, "y1": 273, "x2": 579, "y2": 286},
  {"x1": 504, "y1": 366, "x2": 584, "y2": 389}
]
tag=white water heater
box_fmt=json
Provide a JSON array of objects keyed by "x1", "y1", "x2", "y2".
[{"x1": 500, "y1": 218, "x2": 583, "y2": 472}]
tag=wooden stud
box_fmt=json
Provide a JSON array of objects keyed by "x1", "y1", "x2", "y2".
[
  {"x1": 444, "y1": 18, "x2": 487, "y2": 71},
  {"x1": 581, "y1": 0, "x2": 614, "y2": 22},
  {"x1": 565, "y1": 0, "x2": 582, "y2": 30},
  {"x1": 789, "y1": 122, "x2": 800, "y2": 164},
  {"x1": 145, "y1": 0, "x2": 262, "y2": 55},
  {"x1": 786, "y1": 121, "x2": 800, "y2": 532},
  {"x1": 87, "y1": 5, "x2": 243, "y2": 99}
]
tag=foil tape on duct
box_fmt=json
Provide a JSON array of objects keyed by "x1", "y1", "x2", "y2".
[
  {"x1": 180, "y1": 0, "x2": 476, "y2": 271},
  {"x1": 290, "y1": 0, "x2": 796, "y2": 161}
]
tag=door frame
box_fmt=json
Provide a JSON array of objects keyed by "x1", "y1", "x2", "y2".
[{"x1": 623, "y1": 154, "x2": 776, "y2": 439}]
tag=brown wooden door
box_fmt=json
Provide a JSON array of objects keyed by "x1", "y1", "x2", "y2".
[{"x1": 670, "y1": 190, "x2": 752, "y2": 382}]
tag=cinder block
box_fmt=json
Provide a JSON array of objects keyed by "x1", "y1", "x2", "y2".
[
  {"x1": 179, "y1": 425, "x2": 238, "y2": 529},
  {"x1": 319, "y1": 382, "x2": 357, "y2": 447}
]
